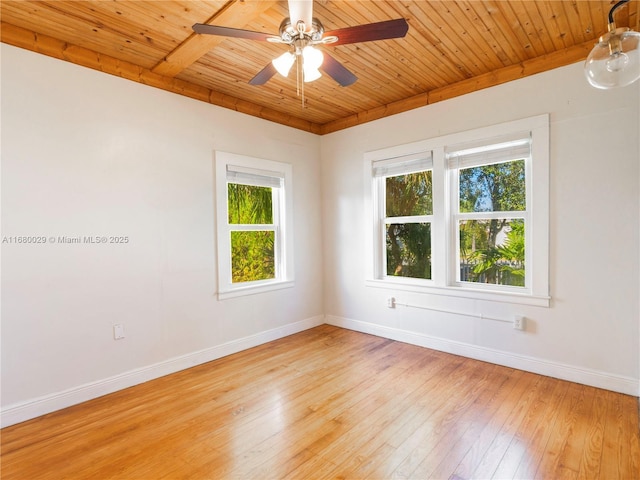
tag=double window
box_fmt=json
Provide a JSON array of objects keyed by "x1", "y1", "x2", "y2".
[
  {"x1": 367, "y1": 115, "x2": 549, "y2": 305},
  {"x1": 215, "y1": 152, "x2": 293, "y2": 299}
]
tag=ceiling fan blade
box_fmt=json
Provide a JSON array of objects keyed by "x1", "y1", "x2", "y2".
[
  {"x1": 321, "y1": 53, "x2": 357, "y2": 87},
  {"x1": 192, "y1": 23, "x2": 274, "y2": 41},
  {"x1": 288, "y1": 0, "x2": 313, "y2": 31},
  {"x1": 249, "y1": 62, "x2": 278, "y2": 85},
  {"x1": 324, "y1": 18, "x2": 409, "y2": 46}
]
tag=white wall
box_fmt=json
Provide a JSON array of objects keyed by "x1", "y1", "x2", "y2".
[
  {"x1": 2, "y1": 43, "x2": 639, "y2": 427},
  {"x1": 1, "y1": 44, "x2": 324, "y2": 425},
  {"x1": 321, "y1": 62, "x2": 640, "y2": 395}
]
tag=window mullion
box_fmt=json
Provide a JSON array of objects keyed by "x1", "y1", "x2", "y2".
[
  {"x1": 228, "y1": 224, "x2": 276, "y2": 231},
  {"x1": 456, "y1": 211, "x2": 527, "y2": 221},
  {"x1": 428, "y1": 147, "x2": 446, "y2": 287},
  {"x1": 385, "y1": 215, "x2": 433, "y2": 224}
]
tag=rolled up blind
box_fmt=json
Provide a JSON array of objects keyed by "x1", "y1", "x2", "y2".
[
  {"x1": 446, "y1": 134, "x2": 531, "y2": 169},
  {"x1": 372, "y1": 151, "x2": 433, "y2": 178},
  {"x1": 227, "y1": 164, "x2": 283, "y2": 188}
]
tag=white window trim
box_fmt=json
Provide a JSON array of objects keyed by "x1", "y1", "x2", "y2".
[
  {"x1": 364, "y1": 115, "x2": 550, "y2": 307},
  {"x1": 215, "y1": 151, "x2": 294, "y2": 300}
]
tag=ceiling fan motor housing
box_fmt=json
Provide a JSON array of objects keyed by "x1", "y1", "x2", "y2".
[{"x1": 279, "y1": 17, "x2": 324, "y2": 43}]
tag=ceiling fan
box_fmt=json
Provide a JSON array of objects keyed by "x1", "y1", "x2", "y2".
[{"x1": 192, "y1": 0, "x2": 409, "y2": 88}]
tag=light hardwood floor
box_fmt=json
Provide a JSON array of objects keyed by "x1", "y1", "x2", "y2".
[{"x1": 2, "y1": 325, "x2": 639, "y2": 479}]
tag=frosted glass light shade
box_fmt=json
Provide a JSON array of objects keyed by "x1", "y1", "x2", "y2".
[
  {"x1": 302, "y1": 46, "x2": 323, "y2": 82},
  {"x1": 303, "y1": 67, "x2": 322, "y2": 82},
  {"x1": 302, "y1": 45, "x2": 323, "y2": 70},
  {"x1": 272, "y1": 52, "x2": 295, "y2": 77},
  {"x1": 585, "y1": 28, "x2": 640, "y2": 89}
]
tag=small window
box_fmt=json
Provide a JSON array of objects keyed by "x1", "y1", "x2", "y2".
[{"x1": 215, "y1": 153, "x2": 293, "y2": 299}]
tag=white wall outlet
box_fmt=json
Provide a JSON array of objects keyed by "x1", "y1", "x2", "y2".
[
  {"x1": 113, "y1": 324, "x2": 125, "y2": 340},
  {"x1": 513, "y1": 315, "x2": 525, "y2": 331},
  {"x1": 387, "y1": 297, "x2": 396, "y2": 308}
]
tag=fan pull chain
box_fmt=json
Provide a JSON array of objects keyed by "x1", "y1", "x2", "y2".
[
  {"x1": 295, "y1": 54, "x2": 306, "y2": 108},
  {"x1": 296, "y1": 55, "x2": 301, "y2": 97}
]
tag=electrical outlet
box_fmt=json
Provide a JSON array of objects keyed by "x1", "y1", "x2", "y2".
[
  {"x1": 513, "y1": 315, "x2": 525, "y2": 331},
  {"x1": 387, "y1": 297, "x2": 396, "y2": 308},
  {"x1": 113, "y1": 324, "x2": 125, "y2": 340}
]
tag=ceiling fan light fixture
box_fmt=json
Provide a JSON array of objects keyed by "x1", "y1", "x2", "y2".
[
  {"x1": 193, "y1": 3, "x2": 409, "y2": 90},
  {"x1": 303, "y1": 67, "x2": 322, "y2": 83},
  {"x1": 585, "y1": 0, "x2": 640, "y2": 89},
  {"x1": 302, "y1": 45, "x2": 323, "y2": 69},
  {"x1": 272, "y1": 51, "x2": 295, "y2": 77},
  {"x1": 302, "y1": 45, "x2": 323, "y2": 82}
]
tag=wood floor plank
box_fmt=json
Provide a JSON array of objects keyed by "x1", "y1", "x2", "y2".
[
  {"x1": 181, "y1": 338, "x2": 411, "y2": 479},
  {"x1": 406, "y1": 364, "x2": 512, "y2": 479},
  {"x1": 247, "y1": 345, "x2": 449, "y2": 479},
  {"x1": 318, "y1": 358, "x2": 480, "y2": 479},
  {"x1": 576, "y1": 388, "x2": 607, "y2": 480},
  {"x1": 599, "y1": 390, "x2": 640, "y2": 480},
  {"x1": 181, "y1": 338, "x2": 404, "y2": 478},
  {"x1": 464, "y1": 372, "x2": 543, "y2": 479},
  {"x1": 309, "y1": 354, "x2": 470, "y2": 479},
  {"x1": 389, "y1": 361, "x2": 505, "y2": 479},
  {"x1": 532, "y1": 382, "x2": 590, "y2": 479},
  {"x1": 443, "y1": 368, "x2": 530, "y2": 479},
  {"x1": 1, "y1": 325, "x2": 639, "y2": 480},
  {"x1": 334, "y1": 357, "x2": 474, "y2": 479},
  {"x1": 492, "y1": 376, "x2": 569, "y2": 478}
]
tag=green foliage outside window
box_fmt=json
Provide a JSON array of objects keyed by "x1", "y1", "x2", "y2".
[
  {"x1": 231, "y1": 231, "x2": 275, "y2": 283},
  {"x1": 460, "y1": 219, "x2": 525, "y2": 286},
  {"x1": 459, "y1": 159, "x2": 526, "y2": 286},
  {"x1": 386, "y1": 223, "x2": 432, "y2": 279},
  {"x1": 228, "y1": 184, "x2": 273, "y2": 225},
  {"x1": 227, "y1": 183, "x2": 276, "y2": 283},
  {"x1": 386, "y1": 171, "x2": 432, "y2": 217}
]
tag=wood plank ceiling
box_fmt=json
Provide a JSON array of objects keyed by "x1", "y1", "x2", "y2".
[{"x1": 2, "y1": 1, "x2": 638, "y2": 134}]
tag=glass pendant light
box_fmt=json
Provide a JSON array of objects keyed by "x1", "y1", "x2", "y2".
[{"x1": 585, "y1": 0, "x2": 640, "y2": 89}]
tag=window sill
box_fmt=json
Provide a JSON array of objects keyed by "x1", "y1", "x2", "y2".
[
  {"x1": 218, "y1": 280, "x2": 294, "y2": 300},
  {"x1": 365, "y1": 278, "x2": 550, "y2": 307}
]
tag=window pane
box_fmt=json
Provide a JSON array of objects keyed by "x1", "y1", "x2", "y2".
[
  {"x1": 228, "y1": 183, "x2": 273, "y2": 224},
  {"x1": 459, "y1": 159, "x2": 525, "y2": 213},
  {"x1": 231, "y1": 230, "x2": 275, "y2": 283},
  {"x1": 386, "y1": 171, "x2": 432, "y2": 217},
  {"x1": 459, "y1": 219, "x2": 525, "y2": 287},
  {"x1": 386, "y1": 223, "x2": 431, "y2": 279}
]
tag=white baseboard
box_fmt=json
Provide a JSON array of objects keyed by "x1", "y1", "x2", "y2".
[
  {"x1": 1, "y1": 315, "x2": 324, "y2": 428},
  {"x1": 325, "y1": 315, "x2": 639, "y2": 397}
]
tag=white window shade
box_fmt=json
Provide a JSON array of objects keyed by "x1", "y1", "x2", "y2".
[
  {"x1": 373, "y1": 152, "x2": 433, "y2": 177},
  {"x1": 446, "y1": 135, "x2": 531, "y2": 169},
  {"x1": 227, "y1": 164, "x2": 284, "y2": 188}
]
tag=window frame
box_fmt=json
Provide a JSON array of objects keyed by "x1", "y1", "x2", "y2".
[
  {"x1": 365, "y1": 115, "x2": 550, "y2": 307},
  {"x1": 215, "y1": 151, "x2": 294, "y2": 300},
  {"x1": 448, "y1": 138, "x2": 531, "y2": 293},
  {"x1": 374, "y1": 153, "x2": 435, "y2": 282}
]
